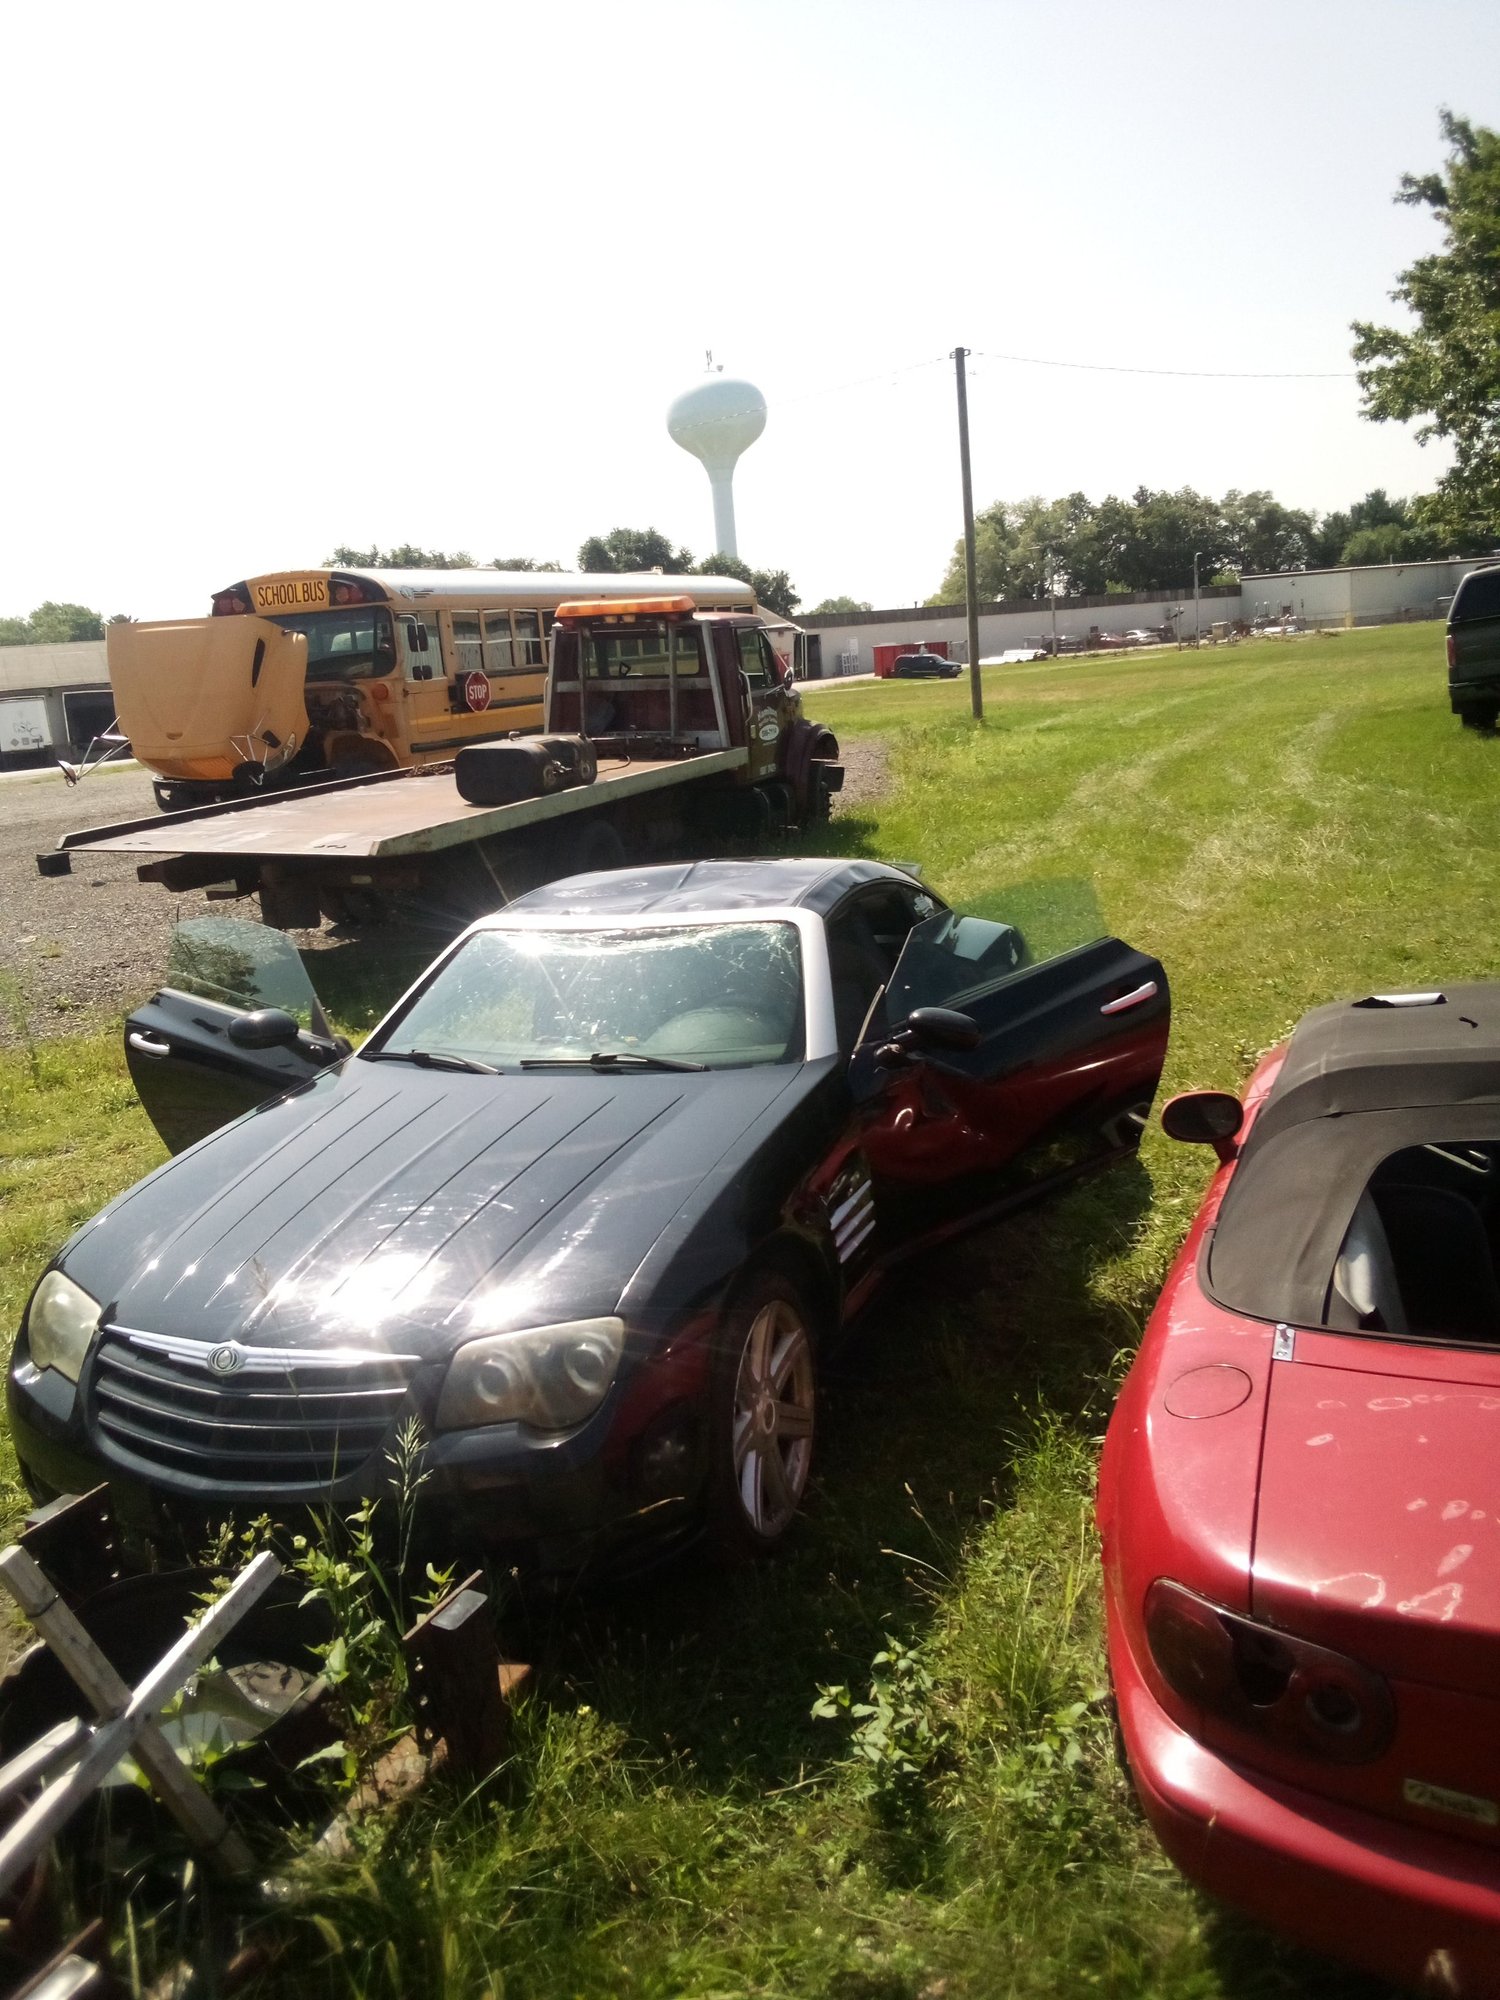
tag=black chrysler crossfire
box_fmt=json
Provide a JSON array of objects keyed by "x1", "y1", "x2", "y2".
[{"x1": 10, "y1": 859, "x2": 1170, "y2": 1569}]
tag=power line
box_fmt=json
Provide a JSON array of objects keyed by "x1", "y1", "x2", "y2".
[
  {"x1": 973, "y1": 347, "x2": 1357, "y2": 381},
  {"x1": 776, "y1": 343, "x2": 1356, "y2": 411}
]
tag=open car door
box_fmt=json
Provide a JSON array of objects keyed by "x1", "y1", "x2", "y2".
[
  {"x1": 124, "y1": 918, "x2": 345, "y2": 1153},
  {"x1": 851, "y1": 882, "x2": 1170, "y2": 1243}
]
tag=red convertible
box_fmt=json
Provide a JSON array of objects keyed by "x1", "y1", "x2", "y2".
[{"x1": 1099, "y1": 986, "x2": 1500, "y2": 1994}]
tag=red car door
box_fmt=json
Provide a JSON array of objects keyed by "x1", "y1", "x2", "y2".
[{"x1": 850, "y1": 909, "x2": 1170, "y2": 1246}]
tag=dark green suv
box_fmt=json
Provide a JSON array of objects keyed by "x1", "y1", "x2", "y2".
[{"x1": 1447, "y1": 564, "x2": 1500, "y2": 729}]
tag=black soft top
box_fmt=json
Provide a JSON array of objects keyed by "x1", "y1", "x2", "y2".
[{"x1": 1205, "y1": 986, "x2": 1500, "y2": 1326}]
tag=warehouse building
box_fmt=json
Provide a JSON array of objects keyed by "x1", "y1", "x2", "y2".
[
  {"x1": 797, "y1": 555, "x2": 1497, "y2": 677},
  {"x1": 0, "y1": 641, "x2": 113, "y2": 769}
]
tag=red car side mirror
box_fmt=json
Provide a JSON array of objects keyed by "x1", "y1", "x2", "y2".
[{"x1": 1161, "y1": 1090, "x2": 1244, "y2": 1163}]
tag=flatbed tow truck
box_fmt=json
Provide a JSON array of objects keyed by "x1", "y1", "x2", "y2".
[{"x1": 38, "y1": 595, "x2": 842, "y2": 927}]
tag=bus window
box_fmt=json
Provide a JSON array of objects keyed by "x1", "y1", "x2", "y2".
[
  {"x1": 482, "y1": 611, "x2": 514, "y2": 676},
  {"x1": 452, "y1": 614, "x2": 483, "y2": 680},
  {"x1": 271, "y1": 607, "x2": 396, "y2": 682},
  {"x1": 514, "y1": 610, "x2": 545, "y2": 669}
]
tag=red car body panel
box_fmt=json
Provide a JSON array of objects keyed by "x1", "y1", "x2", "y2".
[
  {"x1": 1255, "y1": 1345, "x2": 1500, "y2": 1693},
  {"x1": 1110, "y1": 1590, "x2": 1500, "y2": 1994},
  {"x1": 1100, "y1": 1036, "x2": 1500, "y2": 1990}
]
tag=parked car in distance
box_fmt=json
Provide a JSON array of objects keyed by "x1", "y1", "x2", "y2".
[
  {"x1": 891, "y1": 652, "x2": 961, "y2": 680},
  {"x1": 1447, "y1": 563, "x2": 1500, "y2": 729},
  {"x1": 11, "y1": 861, "x2": 1170, "y2": 1576},
  {"x1": 1099, "y1": 985, "x2": 1500, "y2": 1991}
]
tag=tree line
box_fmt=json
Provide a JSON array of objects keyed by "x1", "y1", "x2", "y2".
[
  {"x1": 929, "y1": 485, "x2": 1473, "y2": 605},
  {"x1": 329, "y1": 532, "x2": 803, "y2": 618},
  {"x1": 0, "y1": 602, "x2": 129, "y2": 647}
]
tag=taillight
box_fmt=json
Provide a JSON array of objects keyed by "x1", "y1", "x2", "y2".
[
  {"x1": 1145, "y1": 1579, "x2": 1393, "y2": 1765},
  {"x1": 212, "y1": 587, "x2": 251, "y2": 616},
  {"x1": 1447, "y1": 633, "x2": 1457, "y2": 668}
]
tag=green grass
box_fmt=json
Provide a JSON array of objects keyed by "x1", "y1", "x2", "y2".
[{"x1": 0, "y1": 623, "x2": 1481, "y2": 1996}]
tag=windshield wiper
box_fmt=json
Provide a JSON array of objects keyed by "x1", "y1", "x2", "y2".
[
  {"x1": 519, "y1": 1051, "x2": 708, "y2": 1073},
  {"x1": 364, "y1": 1049, "x2": 499, "y2": 1074}
]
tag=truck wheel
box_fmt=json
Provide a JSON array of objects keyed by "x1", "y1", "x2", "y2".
[
  {"x1": 1459, "y1": 701, "x2": 1499, "y2": 731},
  {"x1": 566, "y1": 818, "x2": 626, "y2": 877}
]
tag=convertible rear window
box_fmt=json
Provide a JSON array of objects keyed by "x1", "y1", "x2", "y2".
[
  {"x1": 373, "y1": 922, "x2": 804, "y2": 1070},
  {"x1": 1327, "y1": 1141, "x2": 1500, "y2": 1345}
]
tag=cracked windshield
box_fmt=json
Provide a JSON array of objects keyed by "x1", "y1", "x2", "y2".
[{"x1": 377, "y1": 922, "x2": 804, "y2": 1069}]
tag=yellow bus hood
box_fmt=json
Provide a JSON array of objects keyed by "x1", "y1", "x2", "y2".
[{"x1": 109, "y1": 617, "x2": 308, "y2": 783}]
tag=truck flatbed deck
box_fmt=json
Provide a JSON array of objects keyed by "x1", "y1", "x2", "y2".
[{"x1": 53, "y1": 748, "x2": 748, "y2": 863}]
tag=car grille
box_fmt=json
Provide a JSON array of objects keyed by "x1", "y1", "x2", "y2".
[{"x1": 89, "y1": 1326, "x2": 418, "y2": 1490}]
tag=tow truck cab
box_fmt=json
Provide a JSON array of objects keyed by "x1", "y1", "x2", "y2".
[{"x1": 546, "y1": 597, "x2": 842, "y2": 826}]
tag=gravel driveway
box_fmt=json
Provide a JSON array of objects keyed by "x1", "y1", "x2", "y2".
[
  {"x1": 0, "y1": 769, "x2": 229, "y2": 1047},
  {"x1": 1, "y1": 737, "x2": 891, "y2": 1049}
]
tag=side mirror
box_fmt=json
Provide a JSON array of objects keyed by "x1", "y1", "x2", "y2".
[
  {"x1": 1160, "y1": 1090, "x2": 1244, "y2": 1163},
  {"x1": 876, "y1": 1005, "x2": 981, "y2": 1065},
  {"x1": 907, "y1": 1006, "x2": 981, "y2": 1051},
  {"x1": 228, "y1": 1007, "x2": 303, "y2": 1051}
]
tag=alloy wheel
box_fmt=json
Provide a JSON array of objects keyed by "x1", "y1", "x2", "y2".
[{"x1": 730, "y1": 1297, "x2": 815, "y2": 1538}]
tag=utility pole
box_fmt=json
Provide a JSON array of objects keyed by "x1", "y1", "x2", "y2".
[
  {"x1": 1045, "y1": 546, "x2": 1059, "y2": 657},
  {"x1": 952, "y1": 347, "x2": 983, "y2": 720},
  {"x1": 1193, "y1": 550, "x2": 1203, "y2": 646}
]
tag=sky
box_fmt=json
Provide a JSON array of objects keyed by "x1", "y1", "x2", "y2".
[{"x1": 3, "y1": 0, "x2": 1498, "y2": 621}]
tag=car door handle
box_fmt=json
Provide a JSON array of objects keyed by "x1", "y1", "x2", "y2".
[
  {"x1": 1100, "y1": 981, "x2": 1158, "y2": 1016},
  {"x1": 128, "y1": 1031, "x2": 172, "y2": 1058}
]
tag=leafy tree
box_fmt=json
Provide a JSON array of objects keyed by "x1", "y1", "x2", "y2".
[
  {"x1": 327, "y1": 544, "x2": 478, "y2": 569},
  {"x1": 1307, "y1": 491, "x2": 1452, "y2": 567},
  {"x1": 576, "y1": 529, "x2": 801, "y2": 616},
  {"x1": 1352, "y1": 112, "x2": 1500, "y2": 545},
  {"x1": 26, "y1": 602, "x2": 106, "y2": 642},
  {"x1": 694, "y1": 552, "x2": 800, "y2": 618},
  {"x1": 932, "y1": 493, "x2": 1097, "y2": 602},
  {"x1": 490, "y1": 557, "x2": 563, "y2": 572},
  {"x1": 1221, "y1": 491, "x2": 1318, "y2": 575},
  {"x1": 0, "y1": 602, "x2": 130, "y2": 645},
  {"x1": 808, "y1": 596, "x2": 873, "y2": 614},
  {"x1": 931, "y1": 481, "x2": 1460, "y2": 601},
  {"x1": 106, "y1": 612, "x2": 133, "y2": 625},
  {"x1": 577, "y1": 527, "x2": 695, "y2": 574}
]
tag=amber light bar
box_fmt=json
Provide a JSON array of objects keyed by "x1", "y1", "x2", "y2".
[{"x1": 554, "y1": 596, "x2": 698, "y2": 622}]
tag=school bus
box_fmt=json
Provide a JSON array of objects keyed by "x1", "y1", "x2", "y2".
[{"x1": 108, "y1": 566, "x2": 757, "y2": 810}]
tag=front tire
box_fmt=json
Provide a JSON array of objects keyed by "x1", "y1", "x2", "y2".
[{"x1": 707, "y1": 1270, "x2": 818, "y2": 1559}]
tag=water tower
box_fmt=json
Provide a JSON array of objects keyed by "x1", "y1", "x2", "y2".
[{"x1": 666, "y1": 367, "x2": 766, "y2": 559}]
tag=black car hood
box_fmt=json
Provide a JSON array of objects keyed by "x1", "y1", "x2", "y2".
[{"x1": 57, "y1": 1060, "x2": 803, "y2": 1361}]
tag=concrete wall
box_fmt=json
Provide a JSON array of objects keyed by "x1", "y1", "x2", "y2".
[
  {"x1": 1237, "y1": 556, "x2": 1500, "y2": 628},
  {"x1": 803, "y1": 586, "x2": 1241, "y2": 675},
  {"x1": 801, "y1": 558, "x2": 1500, "y2": 675}
]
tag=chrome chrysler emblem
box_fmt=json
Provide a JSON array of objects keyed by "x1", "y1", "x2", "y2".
[{"x1": 207, "y1": 1342, "x2": 246, "y2": 1377}]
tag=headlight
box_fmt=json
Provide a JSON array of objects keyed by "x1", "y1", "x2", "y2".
[
  {"x1": 24, "y1": 1271, "x2": 102, "y2": 1383},
  {"x1": 436, "y1": 1318, "x2": 625, "y2": 1432}
]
